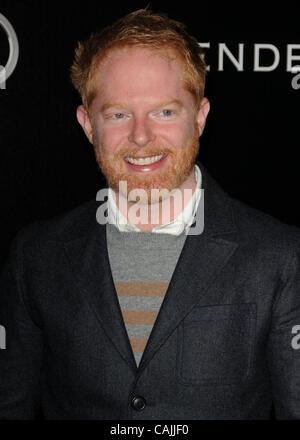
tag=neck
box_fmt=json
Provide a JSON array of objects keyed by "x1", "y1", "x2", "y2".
[{"x1": 115, "y1": 168, "x2": 197, "y2": 232}]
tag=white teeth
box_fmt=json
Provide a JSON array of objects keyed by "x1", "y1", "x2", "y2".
[{"x1": 125, "y1": 154, "x2": 164, "y2": 165}]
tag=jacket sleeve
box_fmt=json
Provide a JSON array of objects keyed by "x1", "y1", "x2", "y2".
[
  {"x1": 0, "y1": 227, "x2": 43, "y2": 419},
  {"x1": 267, "y1": 235, "x2": 300, "y2": 419}
]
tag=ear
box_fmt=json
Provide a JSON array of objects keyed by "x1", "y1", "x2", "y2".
[
  {"x1": 76, "y1": 105, "x2": 94, "y2": 144},
  {"x1": 196, "y1": 97, "x2": 210, "y2": 137}
]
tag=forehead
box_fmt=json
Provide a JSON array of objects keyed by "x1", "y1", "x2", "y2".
[{"x1": 92, "y1": 47, "x2": 188, "y2": 105}]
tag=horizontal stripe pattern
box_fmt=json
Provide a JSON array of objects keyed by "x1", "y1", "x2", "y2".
[
  {"x1": 114, "y1": 281, "x2": 168, "y2": 366},
  {"x1": 106, "y1": 213, "x2": 190, "y2": 366}
]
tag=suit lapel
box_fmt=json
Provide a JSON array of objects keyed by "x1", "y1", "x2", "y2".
[
  {"x1": 64, "y1": 207, "x2": 138, "y2": 373},
  {"x1": 137, "y1": 162, "x2": 239, "y2": 371}
]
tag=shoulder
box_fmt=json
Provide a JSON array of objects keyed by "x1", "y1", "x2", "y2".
[
  {"x1": 227, "y1": 195, "x2": 300, "y2": 283},
  {"x1": 230, "y1": 195, "x2": 300, "y2": 248},
  {"x1": 201, "y1": 164, "x2": 300, "y2": 280},
  {"x1": 200, "y1": 163, "x2": 300, "y2": 250},
  {"x1": 12, "y1": 199, "x2": 100, "y2": 251}
]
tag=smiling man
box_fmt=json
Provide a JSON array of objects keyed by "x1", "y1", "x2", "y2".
[
  {"x1": 1, "y1": 9, "x2": 300, "y2": 420},
  {"x1": 77, "y1": 47, "x2": 207, "y2": 225},
  {"x1": 74, "y1": 16, "x2": 209, "y2": 229}
]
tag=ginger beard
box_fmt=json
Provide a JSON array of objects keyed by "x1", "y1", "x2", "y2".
[{"x1": 92, "y1": 122, "x2": 200, "y2": 207}]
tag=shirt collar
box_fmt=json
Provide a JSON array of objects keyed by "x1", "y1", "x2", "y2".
[{"x1": 107, "y1": 164, "x2": 202, "y2": 236}]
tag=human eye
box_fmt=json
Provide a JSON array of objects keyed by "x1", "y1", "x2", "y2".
[
  {"x1": 112, "y1": 113, "x2": 125, "y2": 119},
  {"x1": 103, "y1": 110, "x2": 128, "y2": 121},
  {"x1": 160, "y1": 109, "x2": 174, "y2": 117}
]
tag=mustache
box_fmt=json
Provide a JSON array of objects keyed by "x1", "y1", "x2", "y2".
[{"x1": 114, "y1": 147, "x2": 174, "y2": 159}]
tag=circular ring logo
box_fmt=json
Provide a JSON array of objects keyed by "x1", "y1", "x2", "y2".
[{"x1": 0, "y1": 12, "x2": 19, "y2": 86}]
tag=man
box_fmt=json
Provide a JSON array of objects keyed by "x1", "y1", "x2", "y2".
[{"x1": 0, "y1": 9, "x2": 300, "y2": 420}]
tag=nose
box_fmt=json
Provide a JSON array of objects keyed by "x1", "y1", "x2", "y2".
[{"x1": 128, "y1": 117, "x2": 155, "y2": 147}]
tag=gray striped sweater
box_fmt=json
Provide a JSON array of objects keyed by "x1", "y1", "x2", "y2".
[{"x1": 106, "y1": 223, "x2": 188, "y2": 366}]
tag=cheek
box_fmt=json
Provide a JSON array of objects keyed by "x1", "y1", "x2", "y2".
[
  {"x1": 95, "y1": 126, "x2": 126, "y2": 154},
  {"x1": 159, "y1": 122, "x2": 193, "y2": 147}
]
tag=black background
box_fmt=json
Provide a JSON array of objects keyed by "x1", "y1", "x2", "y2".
[{"x1": 0, "y1": 0, "x2": 300, "y2": 268}]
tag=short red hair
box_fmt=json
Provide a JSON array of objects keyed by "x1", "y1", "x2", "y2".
[{"x1": 70, "y1": 9, "x2": 207, "y2": 113}]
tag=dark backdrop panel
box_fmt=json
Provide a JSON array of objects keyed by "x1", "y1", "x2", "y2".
[{"x1": 1, "y1": 1, "x2": 300, "y2": 266}]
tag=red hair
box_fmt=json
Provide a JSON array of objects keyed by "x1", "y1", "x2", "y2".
[{"x1": 70, "y1": 9, "x2": 207, "y2": 113}]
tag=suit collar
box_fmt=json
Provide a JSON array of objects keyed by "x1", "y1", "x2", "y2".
[{"x1": 198, "y1": 160, "x2": 237, "y2": 237}]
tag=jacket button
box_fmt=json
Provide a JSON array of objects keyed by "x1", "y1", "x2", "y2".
[{"x1": 131, "y1": 396, "x2": 146, "y2": 411}]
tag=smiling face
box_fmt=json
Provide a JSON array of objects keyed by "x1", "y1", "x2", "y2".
[{"x1": 77, "y1": 47, "x2": 210, "y2": 205}]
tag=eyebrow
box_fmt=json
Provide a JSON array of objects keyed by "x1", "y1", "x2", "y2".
[
  {"x1": 101, "y1": 103, "x2": 129, "y2": 112},
  {"x1": 100, "y1": 99, "x2": 183, "y2": 113},
  {"x1": 155, "y1": 99, "x2": 183, "y2": 109}
]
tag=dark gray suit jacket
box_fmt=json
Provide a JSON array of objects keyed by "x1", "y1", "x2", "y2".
[{"x1": 1, "y1": 162, "x2": 300, "y2": 419}]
